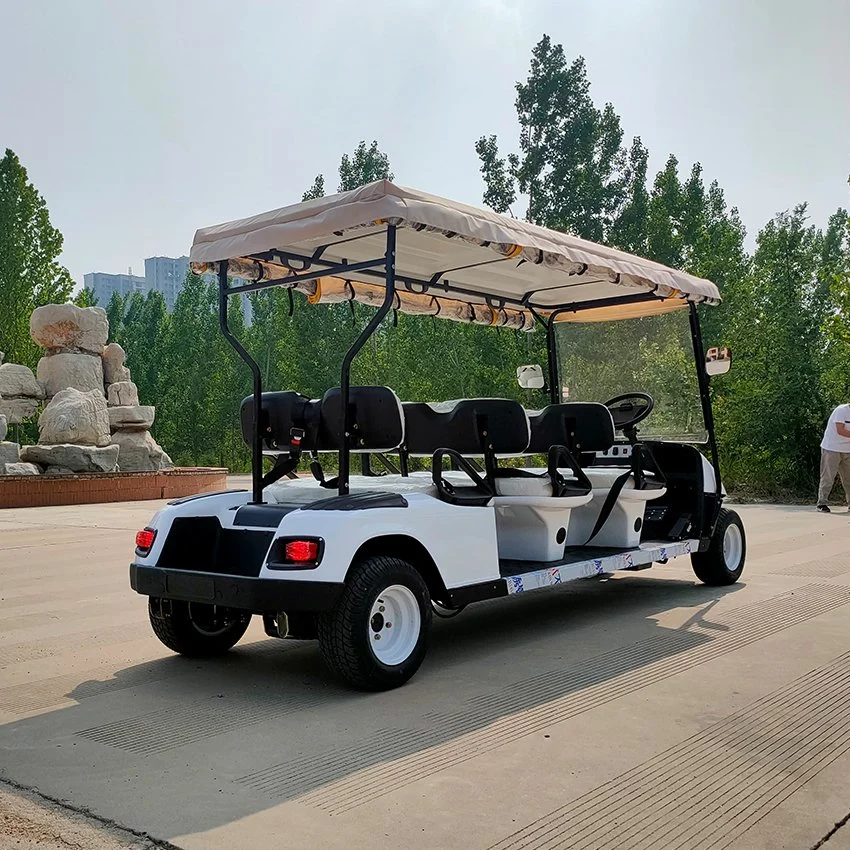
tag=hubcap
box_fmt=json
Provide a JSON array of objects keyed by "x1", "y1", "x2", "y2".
[
  {"x1": 723, "y1": 523, "x2": 743, "y2": 572},
  {"x1": 188, "y1": 603, "x2": 238, "y2": 636},
  {"x1": 368, "y1": 585, "x2": 421, "y2": 666}
]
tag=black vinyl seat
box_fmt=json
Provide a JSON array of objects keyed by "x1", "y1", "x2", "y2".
[
  {"x1": 401, "y1": 399, "x2": 530, "y2": 506},
  {"x1": 402, "y1": 399, "x2": 529, "y2": 457},
  {"x1": 527, "y1": 402, "x2": 616, "y2": 458},
  {"x1": 240, "y1": 386, "x2": 405, "y2": 489},
  {"x1": 240, "y1": 386, "x2": 404, "y2": 455}
]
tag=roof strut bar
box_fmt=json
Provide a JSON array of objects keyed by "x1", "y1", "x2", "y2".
[
  {"x1": 218, "y1": 260, "x2": 265, "y2": 504},
  {"x1": 338, "y1": 224, "x2": 397, "y2": 497}
]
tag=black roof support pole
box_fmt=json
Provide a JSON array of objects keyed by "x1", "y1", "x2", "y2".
[
  {"x1": 688, "y1": 301, "x2": 723, "y2": 530},
  {"x1": 218, "y1": 260, "x2": 264, "y2": 504},
  {"x1": 338, "y1": 224, "x2": 397, "y2": 496}
]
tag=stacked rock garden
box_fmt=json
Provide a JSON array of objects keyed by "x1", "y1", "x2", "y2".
[{"x1": 0, "y1": 304, "x2": 172, "y2": 476}]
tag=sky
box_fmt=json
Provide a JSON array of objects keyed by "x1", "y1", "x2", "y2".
[{"x1": 3, "y1": 0, "x2": 849, "y2": 289}]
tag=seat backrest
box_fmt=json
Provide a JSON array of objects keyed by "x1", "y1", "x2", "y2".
[
  {"x1": 403, "y1": 399, "x2": 530, "y2": 456},
  {"x1": 240, "y1": 391, "x2": 321, "y2": 453},
  {"x1": 319, "y1": 386, "x2": 404, "y2": 452},
  {"x1": 527, "y1": 402, "x2": 615, "y2": 455}
]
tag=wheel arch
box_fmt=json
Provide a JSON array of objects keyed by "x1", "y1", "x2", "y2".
[{"x1": 348, "y1": 535, "x2": 449, "y2": 604}]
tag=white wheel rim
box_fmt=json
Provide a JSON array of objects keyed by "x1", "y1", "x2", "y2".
[
  {"x1": 723, "y1": 524, "x2": 743, "y2": 571},
  {"x1": 369, "y1": 585, "x2": 421, "y2": 666}
]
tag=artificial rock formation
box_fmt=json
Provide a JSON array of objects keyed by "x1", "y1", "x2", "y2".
[
  {"x1": 0, "y1": 441, "x2": 20, "y2": 465},
  {"x1": 5, "y1": 462, "x2": 40, "y2": 475},
  {"x1": 37, "y1": 351, "x2": 105, "y2": 397},
  {"x1": 0, "y1": 362, "x2": 44, "y2": 426},
  {"x1": 110, "y1": 430, "x2": 172, "y2": 473},
  {"x1": 38, "y1": 388, "x2": 111, "y2": 447},
  {"x1": 102, "y1": 343, "x2": 131, "y2": 384},
  {"x1": 0, "y1": 302, "x2": 173, "y2": 476},
  {"x1": 107, "y1": 381, "x2": 139, "y2": 407},
  {"x1": 21, "y1": 443, "x2": 120, "y2": 473},
  {"x1": 109, "y1": 405, "x2": 155, "y2": 431},
  {"x1": 30, "y1": 304, "x2": 108, "y2": 355},
  {"x1": 0, "y1": 364, "x2": 44, "y2": 399}
]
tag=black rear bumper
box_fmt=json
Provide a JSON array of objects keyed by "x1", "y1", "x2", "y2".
[{"x1": 130, "y1": 564, "x2": 343, "y2": 613}]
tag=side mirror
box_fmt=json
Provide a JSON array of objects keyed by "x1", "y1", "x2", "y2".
[
  {"x1": 705, "y1": 346, "x2": 732, "y2": 377},
  {"x1": 517, "y1": 364, "x2": 545, "y2": 390}
]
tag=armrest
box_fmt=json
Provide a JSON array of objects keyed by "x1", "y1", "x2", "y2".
[
  {"x1": 547, "y1": 445, "x2": 592, "y2": 497},
  {"x1": 432, "y1": 448, "x2": 494, "y2": 506}
]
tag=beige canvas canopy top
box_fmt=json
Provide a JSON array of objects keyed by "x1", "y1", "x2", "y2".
[{"x1": 190, "y1": 180, "x2": 720, "y2": 329}]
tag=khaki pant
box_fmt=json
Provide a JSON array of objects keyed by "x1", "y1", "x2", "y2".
[{"x1": 818, "y1": 449, "x2": 850, "y2": 506}]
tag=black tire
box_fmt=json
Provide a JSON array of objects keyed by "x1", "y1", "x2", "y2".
[
  {"x1": 317, "y1": 555, "x2": 432, "y2": 691},
  {"x1": 691, "y1": 508, "x2": 746, "y2": 586},
  {"x1": 148, "y1": 598, "x2": 251, "y2": 657}
]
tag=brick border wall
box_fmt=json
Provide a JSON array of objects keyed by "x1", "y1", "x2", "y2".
[{"x1": 0, "y1": 468, "x2": 229, "y2": 508}]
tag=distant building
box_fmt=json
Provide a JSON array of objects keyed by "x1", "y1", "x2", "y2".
[
  {"x1": 144, "y1": 256, "x2": 190, "y2": 311},
  {"x1": 83, "y1": 271, "x2": 148, "y2": 307},
  {"x1": 83, "y1": 255, "x2": 252, "y2": 324}
]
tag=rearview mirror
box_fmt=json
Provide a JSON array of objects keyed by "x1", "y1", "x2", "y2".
[
  {"x1": 705, "y1": 346, "x2": 732, "y2": 377},
  {"x1": 517, "y1": 364, "x2": 545, "y2": 390}
]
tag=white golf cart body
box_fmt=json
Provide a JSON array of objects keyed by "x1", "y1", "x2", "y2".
[{"x1": 130, "y1": 181, "x2": 743, "y2": 689}]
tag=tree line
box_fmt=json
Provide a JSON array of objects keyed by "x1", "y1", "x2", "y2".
[{"x1": 1, "y1": 35, "x2": 848, "y2": 499}]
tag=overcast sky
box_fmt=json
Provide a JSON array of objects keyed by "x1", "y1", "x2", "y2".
[{"x1": 3, "y1": 0, "x2": 848, "y2": 288}]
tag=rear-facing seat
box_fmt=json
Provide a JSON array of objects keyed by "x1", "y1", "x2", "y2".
[{"x1": 240, "y1": 386, "x2": 406, "y2": 487}]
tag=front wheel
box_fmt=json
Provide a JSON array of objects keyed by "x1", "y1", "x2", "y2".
[
  {"x1": 691, "y1": 508, "x2": 746, "y2": 586},
  {"x1": 148, "y1": 598, "x2": 251, "y2": 656},
  {"x1": 317, "y1": 555, "x2": 432, "y2": 690}
]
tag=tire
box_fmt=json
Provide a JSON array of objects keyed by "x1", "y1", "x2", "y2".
[
  {"x1": 691, "y1": 508, "x2": 746, "y2": 586},
  {"x1": 317, "y1": 555, "x2": 432, "y2": 691},
  {"x1": 148, "y1": 598, "x2": 251, "y2": 657}
]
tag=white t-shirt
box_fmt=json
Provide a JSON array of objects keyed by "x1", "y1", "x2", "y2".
[{"x1": 821, "y1": 404, "x2": 850, "y2": 452}]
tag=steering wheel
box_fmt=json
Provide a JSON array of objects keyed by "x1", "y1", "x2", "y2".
[{"x1": 603, "y1": 392, "x2": 655, "y2": 432}]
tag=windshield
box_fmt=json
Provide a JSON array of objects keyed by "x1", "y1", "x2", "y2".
[{"x1": 554, "y1": 310, "x2": 707, "y2": 443}]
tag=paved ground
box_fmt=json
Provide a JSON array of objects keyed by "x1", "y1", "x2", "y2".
[{"x1": 1, "y1": 494, "x2": 850, "y2": 849}]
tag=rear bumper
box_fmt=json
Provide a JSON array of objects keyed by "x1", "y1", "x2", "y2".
[{"x1": 130, "y1": 564, "x2": 343, "y2": 613}]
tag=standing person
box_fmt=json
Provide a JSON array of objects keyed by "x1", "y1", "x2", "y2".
[{"x1": 817, "y1": 402, "x2": 850, "y2": 512}]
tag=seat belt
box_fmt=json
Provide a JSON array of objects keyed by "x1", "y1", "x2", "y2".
[
  {"x1": 583, "y1": 468, "x2": 632, "y2": 544},
  {"x1": 261, "y1": 428, "x2": 305, "y2": 487}
]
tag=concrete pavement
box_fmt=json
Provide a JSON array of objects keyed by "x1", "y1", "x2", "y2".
[{"x1": 1, "y1": 495, "x2": 849, "y2": 849}]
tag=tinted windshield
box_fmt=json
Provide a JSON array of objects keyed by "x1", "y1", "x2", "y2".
[{"x1": 554, "y1": 311, "x2": 707, "y2": 443}]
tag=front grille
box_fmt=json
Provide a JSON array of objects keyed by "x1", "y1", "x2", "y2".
[{"x1": 155, "y1": 517, "x2": 273, "y2": 578}]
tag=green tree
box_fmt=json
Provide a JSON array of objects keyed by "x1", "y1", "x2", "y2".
[
  {"x1": 73, "y1": 287, "x2": 98, "y2": 307},
  {"x1": 105, "y1": 292, "x2": 127, "y2": 343},
  {"x1": 0, "y1": 149, "x2": 74, "y2": 367},
  {"x1": 302, "y1": 174, "x2": 325, "y2": 201},
  {"x1": 338, "y1": 140, "x2": 393, "y2": 191},
  {"x1": 476, "y1": 36, "x2": 627, "y2": 240}
]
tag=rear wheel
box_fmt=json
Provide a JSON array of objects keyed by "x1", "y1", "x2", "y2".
[
  {"x1": 317, "y1": 555, "x2": 431, "y2": 690},
  {"x1": 691, "y1": 508, "x2": 746, "y2": 585},
  {"x1": 148, "y1": 598, "x2": 251, "y2": 656}
]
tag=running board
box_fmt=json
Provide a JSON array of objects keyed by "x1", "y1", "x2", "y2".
[
  {"x1": 445, "y1": 538, "x2": 701, "y2": 608},
  {"x1": 500, "y1": 539, "x2": 699, "y2": 595}
]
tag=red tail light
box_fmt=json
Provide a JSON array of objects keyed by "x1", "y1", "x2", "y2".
[
  {"x1": 284, "y1": 540, "x2": 320, "y2": 563},
  {"x1": 135, "y1": 528, "x2": 156, "y2": 554}
]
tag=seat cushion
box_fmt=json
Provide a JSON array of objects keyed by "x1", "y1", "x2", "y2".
[{"x1": 494, "y1": 474, "x2": 555, "y2": 497}]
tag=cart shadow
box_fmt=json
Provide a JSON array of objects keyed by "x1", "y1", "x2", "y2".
[{"x1": 1, "y1": 574, "x2": 742, "y2": 840}]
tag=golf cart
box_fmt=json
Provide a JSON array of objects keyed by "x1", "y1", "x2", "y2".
[{"x1": 130, "y1": 181, "x2": 745, "y2": 690}]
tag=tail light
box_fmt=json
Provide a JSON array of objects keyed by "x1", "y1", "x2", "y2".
[
  {"x1": 285, "y1": 540, "x2": 320, "y2": 562},
  {"x1": 135, "y1": 528, "x2": 156, "y2": 555},
  {"x1": 267, "y1": 537, "x2": 324, "y2": 569}
]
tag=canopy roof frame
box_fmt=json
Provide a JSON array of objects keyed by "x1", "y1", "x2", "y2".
[{"x1": 202, "y1": 183, "x2": 725, "y2": 505}]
